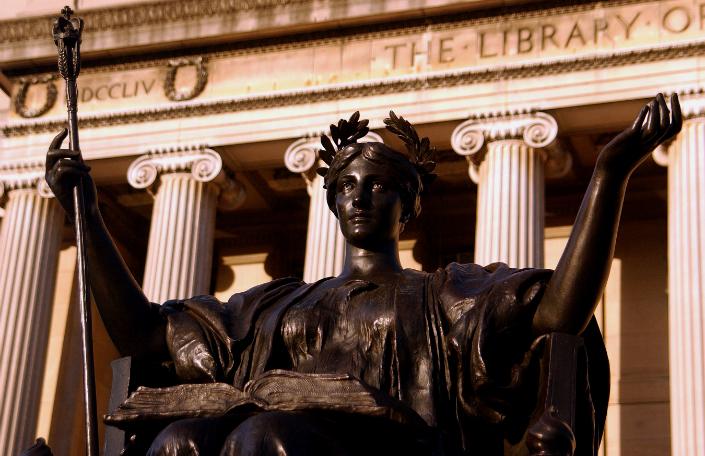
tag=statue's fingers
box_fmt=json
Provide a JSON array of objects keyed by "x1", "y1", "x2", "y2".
[
  {"x1": 643, "y1": 99, "x2": 660, "y2": 141},
  {"x1": 657, "y1": 93, "x2": 670, "y2": 132},
  {"x1": 46, "y1": 149, "x2": 82, "y2": 173},
  {"x1": 631, "y1": 104, "x2": 649, "y2": 133},
  {"x1": 48, "y1": 128, "x2": 67, "y2": 152},
  {"x1": 658, "y1": 94, "x2": 684, "y2": 144},
  {"x1": 53, "y1": 162, "x2": 91, "y2": 186},
  {"x1": 670, "y1": 93, "x2": 683, "y2": 136},
  {"x1": 54, "y1": 160, "x2": 90, "y2": 178}
]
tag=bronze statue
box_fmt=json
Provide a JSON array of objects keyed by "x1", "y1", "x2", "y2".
[{"x1": 45, "y1": 94, "x2": 681, "y2": 455}]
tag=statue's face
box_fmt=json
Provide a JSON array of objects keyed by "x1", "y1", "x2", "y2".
[{"x1": 335, "y1": 155, "x2": 403, "y2": 248}]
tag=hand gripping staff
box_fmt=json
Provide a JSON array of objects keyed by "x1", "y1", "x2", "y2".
[{"x1": 52, "y1": 7, "x2": 99, "y2": 456}]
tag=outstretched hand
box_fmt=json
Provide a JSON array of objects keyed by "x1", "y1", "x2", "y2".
[
  {"x1": 45, "y1": 128, "x2": 97, "y2": 219},
  {"x1": 596, "y1": 93, "x2": 682, "y2": 180}
]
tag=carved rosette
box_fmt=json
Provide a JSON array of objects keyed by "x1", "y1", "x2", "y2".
[
  {"x1": 451, "y1": 111, "x2": 568, "y2": 183},
  {"x1": 127, "y1": 145, "x2": 244, "y2": 209},
  {"x1": 13, "y1": 75, "x2": 58, "y2": 118},
  {"x1": 164, "y1": 57, "x2": 208, "y2": 102},
  {"x1": 0, "y1": 160, "x2": 54, "y2": 200}
]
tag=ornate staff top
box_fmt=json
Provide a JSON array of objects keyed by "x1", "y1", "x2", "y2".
[{"x1": 52, "y1": 6, "x2": 84, "y2": 84}]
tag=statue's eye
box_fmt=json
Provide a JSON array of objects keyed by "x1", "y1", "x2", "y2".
[
  {"x1": 372, "y1": 182, "x2": 386, "y2": 192},
  {"x1": 341, "y1": 181, "x2": 354, "y2": 192}
]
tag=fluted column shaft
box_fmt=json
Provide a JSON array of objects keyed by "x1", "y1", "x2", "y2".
[
  {"x1": 303, "y1": 173, "x2": 346, "y2": 282},
  {"x1": 452, "y1": 112, "x2": 568, "y2": 269},
  {"x1": 0, "y1": 184, "x2": 62, "y2": 455},
  {"x1": 658, "y1": 114, "x2": 705, "y2": 456},
  {"x1": 474, "y1": 140, "x2": 544, "y2": 268},
  {"x1": 142, "y1": 174, "x2": 218, "y2": 302},
  {"x1": 128, "y1": 146, "x2": 244, "y2": 303}
]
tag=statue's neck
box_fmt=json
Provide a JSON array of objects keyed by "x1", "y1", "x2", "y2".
[{"x1": 338, "y1": 241, "x2": 403, "y2": 281}]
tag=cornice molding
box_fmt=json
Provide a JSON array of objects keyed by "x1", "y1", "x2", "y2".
[
  {"x1": 0, "y1": 0, "x2": 302, "y2": 44},
  {"x1": 4, "y1": 41, "x2": 703, "y2": 138},
  {"x1": 2, "y1": 0, "x2": 648, "y2": 77}
]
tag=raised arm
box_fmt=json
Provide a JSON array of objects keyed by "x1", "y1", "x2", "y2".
[
  {"x1": 46, "y1": 129, "x2": 168, "y2": 361},
  {"x1": 533, "y1": 94, "x2": 682, "y2": 336}
]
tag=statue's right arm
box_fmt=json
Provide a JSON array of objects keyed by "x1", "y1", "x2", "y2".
[{"x1": 46, "y1": 129, "x2": 169, "y2": 362}]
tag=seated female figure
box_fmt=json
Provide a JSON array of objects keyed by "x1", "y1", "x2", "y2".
[{"x1": 45, "y1": 95, "x2": 681, "y2": 455}]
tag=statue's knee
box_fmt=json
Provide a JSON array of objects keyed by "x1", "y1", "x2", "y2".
[
  {"x1": 221, "y1": 412, "x2": 293, "y2": 456},
  {"x1": 149, "y1": 417, "x2": 234, "y2": 456},
  {"x1": 148, "y1": 419, "x2": 201, "y2": 456}
]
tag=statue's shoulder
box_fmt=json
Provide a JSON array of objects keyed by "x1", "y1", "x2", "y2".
[{"x1": 225, "y1": 276, "x2": 305, "y2": 305}]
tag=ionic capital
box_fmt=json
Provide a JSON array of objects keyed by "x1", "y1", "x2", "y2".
[
  {"x1": 451, "y1": 111, "x2": 570, "y2": 183},
  {"x1": 127, "y1": 145, "x2": 245, "y2": 210},
  {"x1": 0, "y1": 160, "x2": 54, "y2": 202},
  {"x1": 284, "y1": 131, "x2": 384, "y2": 191}
]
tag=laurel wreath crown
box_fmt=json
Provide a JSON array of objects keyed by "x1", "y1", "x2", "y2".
[{"x1": 316, "y1": 111, "x2": 437, "y2": 185}]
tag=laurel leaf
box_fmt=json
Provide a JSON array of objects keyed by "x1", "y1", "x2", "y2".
[
  {"x1": 330, "y1": 124, "x2": 341, "y2": 145},
  {"x1": 350, "y1": 127, "x2": 370, "y2": 143},
  {"x1": 319, "y1": 148, "x2": 334, "y2": 166},
  {"x1": 320, "y1": 135, "x2": 336, "y2": 154}
]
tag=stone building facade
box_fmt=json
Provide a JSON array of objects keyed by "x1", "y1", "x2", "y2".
[{"x1": 0, "y1": 0, "x2": 703, "y2": 454}]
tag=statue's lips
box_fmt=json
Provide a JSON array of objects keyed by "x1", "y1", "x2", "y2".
[{"x1": 350, "y1": 214, "x2": 374, "y2": 223}]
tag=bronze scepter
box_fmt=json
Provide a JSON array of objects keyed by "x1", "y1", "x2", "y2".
[{"x1": 52, "y1": 7, "x2": 99, "y2": 456}]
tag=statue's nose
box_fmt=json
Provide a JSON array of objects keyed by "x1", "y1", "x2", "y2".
[{"x1": 351, "y1": 188, "x2": 370, "y2": 208}]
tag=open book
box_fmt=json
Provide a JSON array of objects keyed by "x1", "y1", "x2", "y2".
[{"x1": 104, "y1": 369, "x2": 426, "y2": 429}]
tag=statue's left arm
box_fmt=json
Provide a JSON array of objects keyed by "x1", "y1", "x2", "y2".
[{"x1": 532, "y1": 93, "x2": 682, "y2": 335}]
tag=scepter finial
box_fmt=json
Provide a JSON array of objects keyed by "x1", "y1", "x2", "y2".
[
  {"x1": 61, "y1": 5, "x2": 74, "y2": 19},
  {"x1": 52, "y1": 6, "x2": 84, "y2": 81}
]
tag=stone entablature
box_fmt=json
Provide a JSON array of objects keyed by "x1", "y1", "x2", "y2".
[
  {"x1": 4, "y1": 0, "x2": 705, "y2": 131},
  {"x1": 0, "y1": 0, "x2": 492, "y2": 65}
]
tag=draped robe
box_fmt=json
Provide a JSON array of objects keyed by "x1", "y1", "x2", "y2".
[{"x1": 124, "y1": 263, "x2": 606, "y2": 455}]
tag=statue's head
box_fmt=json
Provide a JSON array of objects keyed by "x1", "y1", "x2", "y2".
[{"x1": 317, "y1": 112, "x2": 436, "y2": 243}]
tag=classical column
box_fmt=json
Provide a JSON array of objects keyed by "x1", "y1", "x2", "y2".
[
  {"x1": 285, "y1": 132, "x2": 383, "y2": 282},
  {"x1": 452, "y1": 112, "x2": 570, "y2": 268},
  {"x1": 653, "y1": 92, "x2": 705, "y2": 456},
  {"x1": 128, "y1": 146, "x2": 244, "y2": 303},
  {"x1": 0, "y1": 161, "x2": 63, "y2": 455}
]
